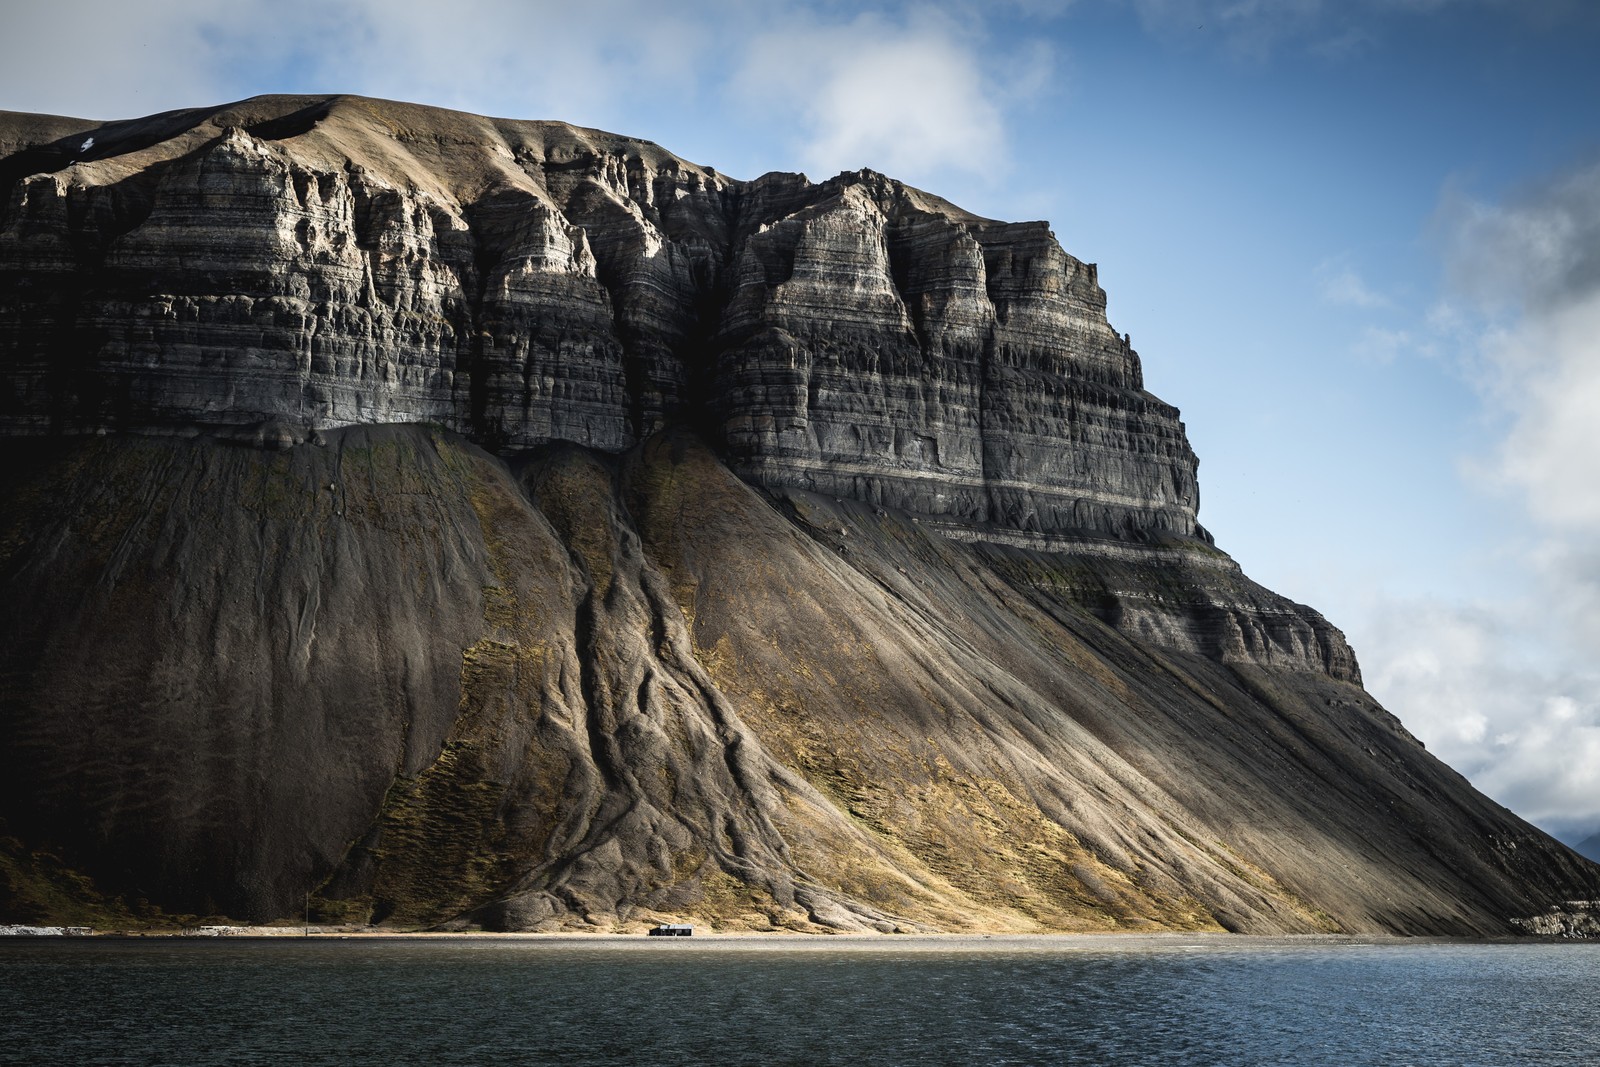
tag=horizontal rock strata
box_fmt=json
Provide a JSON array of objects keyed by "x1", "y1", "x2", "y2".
[{"x1": 0, "y1": 95, "x2": 1195, "y2": 540}]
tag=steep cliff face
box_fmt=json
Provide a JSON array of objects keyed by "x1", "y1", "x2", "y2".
[
  {"x1": 0, "y1": 95, "x2": 1314, "y2": 682},
  {"x1": 0, "y1": 95, "x2": 1196, "y2": 541},
  {"x1": 2, "y1": 96, "x2": 1594, "y2": 932}
]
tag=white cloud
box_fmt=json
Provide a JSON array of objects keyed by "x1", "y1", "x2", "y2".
[
  {"x1": 1317, "y1": 258, "x2": 1392, "y2": 309},
  {"x1": 0, "y1": 0, "x2": 252, "y2": 118},
  {"x1": 729, "y1": 10, "x2": 1029, "y2": 184},
  {"x1": 1480, "y1": 297, "x2": 1600, "y2": 529},
  {"x1": 1355, "y1": 159, "x2": 1600, "y2": 840},
  {"x1": 1437, "y1": 163, "x2": 1600, "y2": 315},
  {"x1": 1363, "y1": 598, "x2": 1600, "y2": 839},
  {"x1": 1436, "y1": 162, "x2": 1600, "y2": 530},
  {"x1": 0, "y1": 0, "x2": 735, "y2": 126},
  {"x1": 293, "y1": 0, "x2": 723, "y2": 127}
]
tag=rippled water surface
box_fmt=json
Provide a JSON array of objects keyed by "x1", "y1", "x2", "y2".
[{"x1": 2, "y1": 936, "x2": 1597, "y2": 1065}]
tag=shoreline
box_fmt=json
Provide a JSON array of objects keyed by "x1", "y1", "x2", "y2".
[{"x1": 0, "y1": 928, "x2": 1540, "y2": 949}]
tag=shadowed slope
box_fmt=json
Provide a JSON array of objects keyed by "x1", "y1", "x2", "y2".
[{"x1": 3, "y1": 428, "x2": 1593, "y2": 932}]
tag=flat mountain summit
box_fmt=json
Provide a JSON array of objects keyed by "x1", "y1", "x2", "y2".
[{"x1": 1, "y1": 95, "x2": 1595, "y2": 934}]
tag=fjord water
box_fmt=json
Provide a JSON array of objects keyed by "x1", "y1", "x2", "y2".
[{"x1": 2, "y1": 937, "x2": 1596, "y2": 1065}]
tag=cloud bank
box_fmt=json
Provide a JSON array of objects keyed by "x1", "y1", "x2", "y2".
[
  {"x1": 1357, "y1": 159, "x2": 1600, "y2": 839},
  {"x1": 1, "y1": 0, "x2": 722, "y2": 128},
  {"x1": 729, "y1": 9, "x2": 1047, "y2": 184}
]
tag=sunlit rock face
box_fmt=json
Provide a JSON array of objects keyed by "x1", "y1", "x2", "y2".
[
  {"x1": 2, "y1": 95, "x2": 1301, "y2": 676},
  {"x1": 0, "y1": 96, "x2": 1196, "y2": 539},
  {"x1": 1, "y1": 96, "x2": 1595, "y2": 935}
]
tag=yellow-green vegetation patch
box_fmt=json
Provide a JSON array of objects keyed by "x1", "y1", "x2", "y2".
[
  {"x1": 362, "y1": 739, "x2": 509, "y2": 925},
  {"x1": 692, "y1": 868, "x2": 781, "y2": 930},
  {"x1": 525, "y1": 454, "x2": 619, "y2": 596},
  {"x1": 0, "y1": 828, "x2": 174, "y2": 930},
  {"x1": 1208, "y1": 838, "x2": 1342, "y2": 933},
  {"x1": 325, "y1": 443, "x2": 574, "y2": 928}
]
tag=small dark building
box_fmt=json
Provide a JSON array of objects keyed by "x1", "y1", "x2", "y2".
[{"x1": 647, "y1": 924, "x2": 694, "y2": 937}]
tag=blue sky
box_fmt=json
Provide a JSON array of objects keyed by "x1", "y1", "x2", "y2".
[{"x1": 6, "y1": 0, "x2": 1599, "y2": 840}]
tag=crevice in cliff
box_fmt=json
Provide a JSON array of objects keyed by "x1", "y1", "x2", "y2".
[
  {"x1": 460, "y1": 208, "x2": 497, "y2": 451},
  {"x1": 884, "y1": 216, "x2": 929, "y2": 351},
  {"x1": 571, "y1": 591, "x2": 628, "y2": 804},
  {"x1": 674, "y1": 251, "x2": 736, "y2": 445},
  {"x1": 976, "y1": 327, "x2": 1000, "y2": 527}
]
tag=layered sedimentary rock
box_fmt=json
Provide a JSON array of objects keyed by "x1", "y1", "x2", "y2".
[
  {"x1": 1, "y1": 96, "x2": 1595, "y2": 933},
  {"x1": 0, "y1": 95, "x2": 1194, "y2": 539}
]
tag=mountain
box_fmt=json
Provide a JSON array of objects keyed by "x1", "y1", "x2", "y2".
[
  {"x1": 1576, "y1": 834, "x2": 1600, "y2": 863},
  {"x1": 2, "y1": 95, "x2": 1595, "y2": 934}
]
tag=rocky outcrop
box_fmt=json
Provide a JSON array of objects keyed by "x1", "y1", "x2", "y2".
[
  {"x1": 0, "y1": 95, "x2": 1196, "y2": 539},
  {"x1": 0, "y1": 95, "x2": 1315, "y2": 681},
  {"x1": 1, "y1": 96, "x2": 1595, "y2": 933},
  {"x1": 1512, "y1": 902, "x2": 1600, "y2": 937}
]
